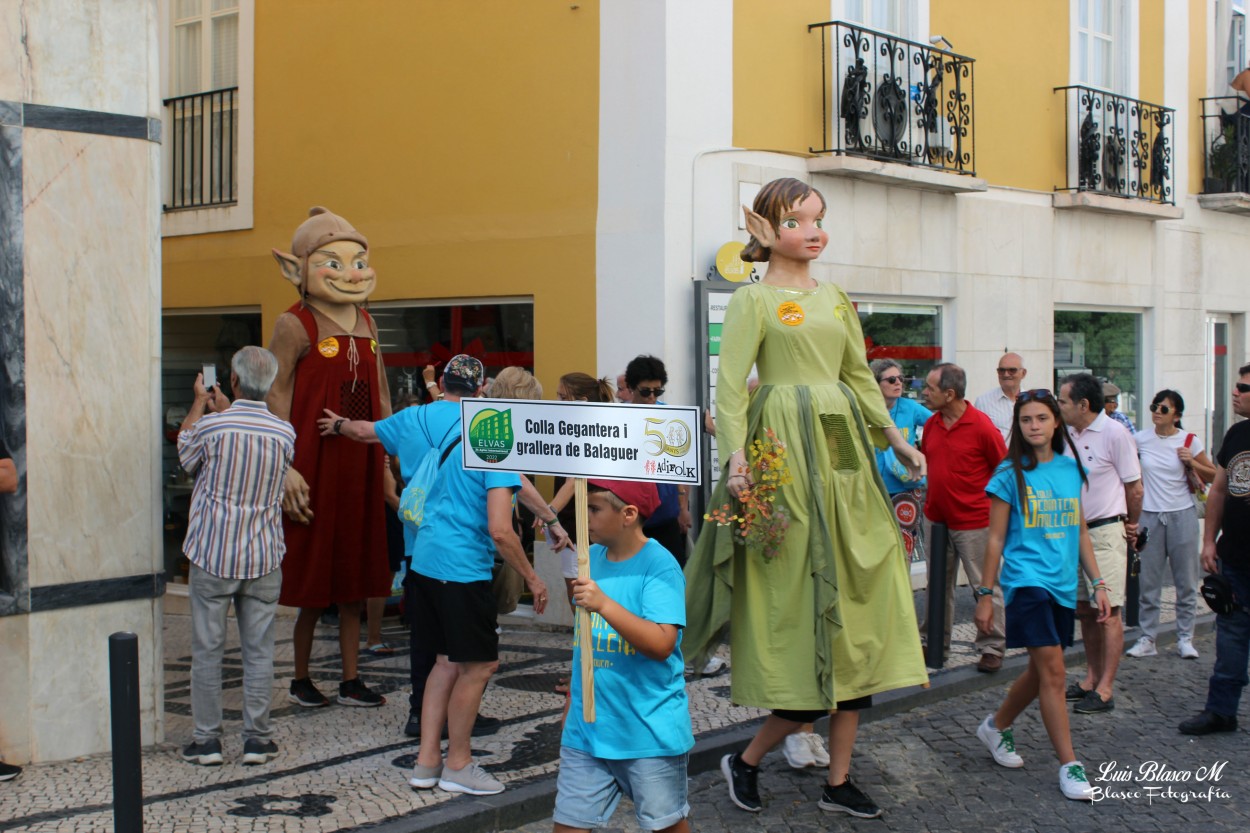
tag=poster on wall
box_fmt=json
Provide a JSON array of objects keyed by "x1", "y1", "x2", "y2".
[{"x1": 459, "y1": 399, "x2": 701, "y2": 485}]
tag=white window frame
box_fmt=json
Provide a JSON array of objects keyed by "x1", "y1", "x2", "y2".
[
  {"x1": 159, "y1": 0, "x2": 254, "y2": 237},
  {"x1": 1228, "y1": 4, "x2": 1247, "y2": 87},
  {"x1": 1070, "y1": 0, "x2": 1139, "y2": 97}
]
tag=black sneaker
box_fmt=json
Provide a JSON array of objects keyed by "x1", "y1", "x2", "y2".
[
  {"x1": 404, "y1": 711, "x2": 422, "y2": 738},
  {"x1": 181, "y1": 739, "x2": 224, "y2": 766},
  {"x1": 288, "y1": 677, "x2": 330, "y2": 708},
  {"x1": 1073, "y1": 690, "x2": 1114, "y2": 714},
  {"x1": 406, "y1": 712, "x2": 499, "y2": 739},
  {"x1": 338, "y1": 678, "x2": 385, "y2": 707},
  {"x1": 0, "y1": 761, "x2": 22, "y2": 782},
  {"x1": 241, "y1": 738, "x2": 279, "y2": 765},
  {"x1": 819, "y1": 778, "x2": 882, "y2": 819},
  {"x1": 472, "y1": 713, "x2": 502, "y2": 737},
  {"x1": 1065, "y1": 682, "x2": 1091, "y2": 702},
  {"x1": 721, "y1": 752, "x2": 762, "y2": 813}
]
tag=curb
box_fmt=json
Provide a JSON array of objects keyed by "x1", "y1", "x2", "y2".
[{"x1": 367, "y1": 614, "x2": 1215, "y2": 833}]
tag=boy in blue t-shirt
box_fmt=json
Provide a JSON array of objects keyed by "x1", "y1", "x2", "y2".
[{"x1": 555, "y1": 479, "x2": 693, "y2": 833}]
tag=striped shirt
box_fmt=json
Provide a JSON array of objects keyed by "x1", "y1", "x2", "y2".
[
  {"x1": 973, "y1": 386, "x2": 1016, "y2": 442},
  {"x1": 178, "y1": 400, "x2": 295, "y2": 580}
]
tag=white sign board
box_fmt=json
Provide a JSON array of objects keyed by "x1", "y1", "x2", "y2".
[{"x1": 459, "y1": 399, "x2": 702, "y2": 485}]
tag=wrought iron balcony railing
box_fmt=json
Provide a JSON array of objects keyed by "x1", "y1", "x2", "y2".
[
  {"x1": 808, "y1": 20, "x2": 976, "y2": 176},
  {"x1": 1200, "y1": 96, "x2": 1250, "y2": 195},
  {"x1": 1053, "y1": 85, "x2": 1174, "y2": 205},
  {"x1": 163, "y1": 86, "x2": 238, "y2": 211}
]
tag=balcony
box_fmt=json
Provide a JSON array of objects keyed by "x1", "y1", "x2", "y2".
[
  {"x1": 1052, "y1": 85, "x2": 1181, "y2": 219},
  {"x1": 806, "y1": 20, "x2": 984, "y2": 193},
  {"x1": 163, "y1": 87, "x2": 238, "y2": 211},
  {"x1": 1198, "y1": 96, "x2": 1250, "y2": 214}
]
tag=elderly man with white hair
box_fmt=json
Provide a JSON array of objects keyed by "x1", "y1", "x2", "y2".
[{"x1": 178, "y1": 346, "x2": 296, "y2": 766}]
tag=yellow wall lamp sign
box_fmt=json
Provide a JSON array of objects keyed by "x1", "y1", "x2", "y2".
[{"x1": 714, "y1": 241, "x2": 758, "y2": 283}]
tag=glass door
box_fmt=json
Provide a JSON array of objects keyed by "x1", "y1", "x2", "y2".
[{"x1": 1208, "y1": 315, "x2": 1232, "y2": 457}]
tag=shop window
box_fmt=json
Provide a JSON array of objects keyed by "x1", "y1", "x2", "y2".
[
  {"x1": 160, "y1": 310, "x2": 263, "y2": 581},
  {"x1": 370, "y1": 301, "x2": 535, "y2": 405},
  {"x1": 1054, "y1": 309, "x2": 1142, "y2": 426},
  {"x1": 856, "y1": 301, "x2": 943, "y2": 399}
]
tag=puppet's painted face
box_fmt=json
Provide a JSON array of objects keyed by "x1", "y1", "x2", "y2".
[
  {"x1": 305, "y1": 240, "x2": 376, "y2": 303},
  {"x1": 771, "y1": 192, "x2": 827, "y2": 262}
]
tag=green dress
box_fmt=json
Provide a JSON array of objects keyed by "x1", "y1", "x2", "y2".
[{"x1": 685, "y1": 282, "x2": 928, "y2": 709}]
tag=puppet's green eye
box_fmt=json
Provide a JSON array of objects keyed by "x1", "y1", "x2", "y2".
[
  {"x1": 815, "y1": 218, "x2": 824, "y2": 229},
  {"x1": 782, "y1": 219, "x2": 799, "y2": 229}
]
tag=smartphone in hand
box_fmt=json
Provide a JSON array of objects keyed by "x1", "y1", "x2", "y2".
[{"x1": 202, "y1": 363, "x2": 217, "y2": 391}]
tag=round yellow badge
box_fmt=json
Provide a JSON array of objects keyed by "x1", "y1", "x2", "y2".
[
  {"x1": 777, "y1": 301, "x2": 805, "y2": 327},
  {"x1": 317, "y1": 337, "x2": 340, "y2": 358}
]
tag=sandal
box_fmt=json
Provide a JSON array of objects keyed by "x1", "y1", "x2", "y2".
[{"x1": 363, "y1": 643, "x2": 397, "y2": 657}]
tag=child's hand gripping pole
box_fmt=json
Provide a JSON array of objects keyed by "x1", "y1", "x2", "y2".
[{"x1": 574, "y1": 478, "x2": 596, "y2": 722}]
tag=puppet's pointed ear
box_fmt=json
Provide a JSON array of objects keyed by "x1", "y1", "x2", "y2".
[
  {"x1": 272, "y1": 249, "x2": 302, "y2": 289},
  {"x1": 743, "y1": 206, "x2": 775, "y2": 248}
]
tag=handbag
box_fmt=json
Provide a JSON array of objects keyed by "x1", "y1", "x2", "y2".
[{"x1": 1183, "y1": 434, "x2": 1208, "y2": 520}]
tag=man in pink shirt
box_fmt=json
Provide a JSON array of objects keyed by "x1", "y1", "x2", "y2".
[
  {"x1": 1057, "y1": 373, "x2": 1142, "y2": 715},
  {"x1": 921, "y1": 363, "x2": 1009, "y2": 672}
]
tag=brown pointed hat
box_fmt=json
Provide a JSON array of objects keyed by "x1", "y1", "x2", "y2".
[{"x1": 290, "y1": 206, "x2": 368, "y2": 258}]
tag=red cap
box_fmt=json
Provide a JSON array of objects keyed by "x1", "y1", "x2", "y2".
[{"x1": 587, "y1": 479, "x2": 661, "y2": 520}]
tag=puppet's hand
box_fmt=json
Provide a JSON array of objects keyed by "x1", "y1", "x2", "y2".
[{"x1": 282, "y1": 468, "x2": 314, "y2": 524}]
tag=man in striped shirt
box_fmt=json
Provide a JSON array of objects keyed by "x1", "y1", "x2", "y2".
[{"x1": 177, "y1": 346, "x2": 295, "y2": 766}]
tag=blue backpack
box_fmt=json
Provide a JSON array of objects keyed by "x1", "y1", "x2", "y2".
[{"x1": 398, "y1": 412, "x2": 461, "y2": 531}]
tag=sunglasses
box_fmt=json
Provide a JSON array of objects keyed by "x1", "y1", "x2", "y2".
[
  {"x1": 997, "y1": 367, "x2": 1021, "y2": 375},
  {"x1": 1017, "y1": 389, "x2": 1054, "y2": 403},
  {"x1": 1237, "y1": 383, "x2": 1250, "y2": 394},
  {"x1": 879, "y1": 375, "x2": 904, "y2": 384},
  {"x1": 1149, "y1": 403, "x2": 1175, "y2": 415},
  {"x1": 634, "y1": 386, "x2": 665, "y2": 398}
]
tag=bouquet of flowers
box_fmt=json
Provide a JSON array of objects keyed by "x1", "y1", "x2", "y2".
[{"x1": 704, "y1": 428, "x2": 793, "y2": 561}]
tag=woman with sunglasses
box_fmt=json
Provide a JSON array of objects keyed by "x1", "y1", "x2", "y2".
[
  {"x1": 975, "y1": 389, "x2": 1109, "y2": 800},
  {"x1": 1126, "y1": 390, "x2": 1217, "y2": 660},
  {"x1": 870, "y1": 359, "x2": 932, "y2": 495}
]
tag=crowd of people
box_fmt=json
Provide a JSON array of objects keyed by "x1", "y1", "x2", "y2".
[{"x1": 147, "y1": 182, "x2": 1250, "y2": 831}]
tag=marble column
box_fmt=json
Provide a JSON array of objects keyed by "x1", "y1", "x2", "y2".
[{"x1": 0, "y1": 0, "x2": 165, "y2": 764}]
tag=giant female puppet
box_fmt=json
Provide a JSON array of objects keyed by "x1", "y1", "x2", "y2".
[
  {"x1": 684, "y1": 178, "x2": 929, "y2": 819},
  {"x1": 268, "y1": 207, "x2": 392, "y2": 708}
]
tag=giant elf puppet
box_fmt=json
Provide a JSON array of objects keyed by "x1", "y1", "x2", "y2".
[{"x1": 267, "y1": 207, "x2": 393, "y2": 708}]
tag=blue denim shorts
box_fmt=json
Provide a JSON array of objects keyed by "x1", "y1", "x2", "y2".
[
  {"x1": 1005, "y1": 586, "x2": 1075, "y2": 649},
  {"x1": 553, "y1": 745, "x2": 689, "y2": 831}
]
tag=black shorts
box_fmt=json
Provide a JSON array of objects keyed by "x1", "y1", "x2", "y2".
[
  {"x1": 409, "y1": 572, "x2": 499, "y2": 663},
  {"x1": 1005, "y1": 586, "x2": 1075, "y2": 649},
  {"x1": 772, "y1": 696, "x2": 872, "y2": 723}
]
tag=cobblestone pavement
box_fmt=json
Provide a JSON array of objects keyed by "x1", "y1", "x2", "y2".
[
  {"x1": 504, "y1": 629, "x2": 1245, "y2": 833},
  {"x1": 0, "y1": 587, "x2": 1194, "y2": 833}
]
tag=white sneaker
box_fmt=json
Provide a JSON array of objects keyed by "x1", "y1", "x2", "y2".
[
  {"x1": 976, "y1": 714, "x2": 1023, "y2": 768},
  {"x1": 1126, "y1": 637, "x2": 1157, "y2": 658},
  {"x1": 701, "y1": 656, "x2": 729, "y2": 676},
  {"x1": 783, "y1": 732, "x2": 817, "y2": 769},
  {"x1": 805, "y1": 731, "x2": 830, "y2": 766},
  {"x1": 1177, "y1": 638, "x2": 1200, "y2": 659},
  {"x1": 1059, "y1": 761, "x2": 1093, "y2": 800},
  {"x1": 437, "y1": 760, "x2": 504, "y2": 795}
]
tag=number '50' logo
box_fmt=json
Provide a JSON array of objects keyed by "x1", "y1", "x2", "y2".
[{"x1": 644, "y1": 418, "x2": 692, "y2": 457}]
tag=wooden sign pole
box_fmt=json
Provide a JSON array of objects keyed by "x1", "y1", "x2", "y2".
[{"x1": 574, "y1": 478, "x2": 595, "y2": 722}]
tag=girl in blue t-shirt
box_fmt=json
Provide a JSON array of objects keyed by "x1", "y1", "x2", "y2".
[{"x1": 973, "y1": 390, "x2": 1111, "y2": 802}]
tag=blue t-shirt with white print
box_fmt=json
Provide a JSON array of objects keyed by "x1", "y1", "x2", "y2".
[{"x1": 562, "y1": 539, "x2": 693, "y2": 759}]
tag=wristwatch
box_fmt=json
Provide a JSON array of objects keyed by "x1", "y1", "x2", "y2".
[{"x1": 974, "y1": 586, "x2": 993, "y2": 598}]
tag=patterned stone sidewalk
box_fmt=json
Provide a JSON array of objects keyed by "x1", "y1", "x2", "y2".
[{"x1": 0, "y1": 587, "x2": 1186, "y2": 833}]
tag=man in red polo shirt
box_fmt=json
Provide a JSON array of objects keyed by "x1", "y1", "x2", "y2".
[{"x1": 921, "y1": 363, "x2": 1009, "y2": 672}]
